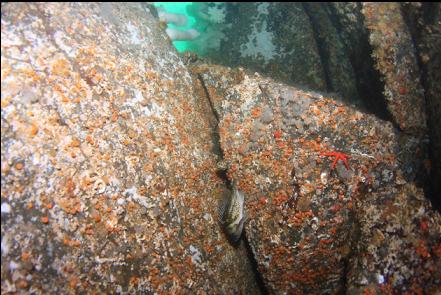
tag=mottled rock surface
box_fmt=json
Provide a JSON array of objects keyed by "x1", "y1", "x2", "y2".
[
  {"x1": 213, "y1": 3, "x2": 328, "y2": 92},
  {"x1": 194, "y1": 63, "x2": 441, "y2": 294},
  {"x1": 362, "y1": 2, "x2": 426, "y2": 133},
  {"x1": 196, "y1": 1, "x2": 440, "y2": 212},
  {"x1": 401, "y1": 2, "x2": 441, "y2": 210},
  {"x1": 1, "y1": 3, "x2": 260, "y2": 294},
  {"x1": 2, "y1": 2, "x2": 441, "y2": 295},
  {"x1": 199, "y1": 3, "x2": 388, "y2": 117},
  {"x1": 347, "y1": 183, "x2": 441, "y2": 294}
]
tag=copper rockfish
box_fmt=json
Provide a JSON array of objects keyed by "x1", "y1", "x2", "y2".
[{"x1": 219, "y1": 187, "x2": 247, "y2": 242}]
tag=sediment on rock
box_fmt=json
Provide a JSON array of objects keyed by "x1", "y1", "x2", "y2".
[{"x1": 1, "y1": 3, "x2": 261, "y2": 293}]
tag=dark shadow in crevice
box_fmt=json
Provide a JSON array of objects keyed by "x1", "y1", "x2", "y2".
[
  {"x1": 324, "y1": 3, "x2": 393, "y2": 123},
  {"x1": 302, "y1": 3, "x2": 333, "y2": 92},
  {"x1": 243, "y1": 230, "x2": 269, "y2": 295},
  {"x1": 196, "y1": 73, "x2": 224, "y2": 159},
  {"x1": 196, "y1": 72, "x2": 269, "y2": 294},
  {"x1": 400, "y1": 2, "x2": 441, "y2": 212}
]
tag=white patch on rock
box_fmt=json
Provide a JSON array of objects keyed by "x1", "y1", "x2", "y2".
[
  {"x1": 53, "y1": 30, "x2": 76, "y2": 58},
  {"x1": 9, "y1": 261, "x2": 19, "y2": 270},
  {"x1": 143, "y1": 102, "x2": 163, "y2": 117},
  {"x1": 133, "y1": 89, "x2": 144, "y2": 104},
  {"x1": 144, "y1": 174, "x2": 153, "y2": 186},
  {"x1": 1, "y1": 235, "x2": 10, "y2": 255},
  {"x1": 203, "y1": 213, "x2": 212, "y2": 221},
  {"x1": 124, "y1": 186, "x2": 154, "y2": 209},
  {"x1": 189, "y1": 245, "x2": 202, "y2": 265},
  {"x1": 126, "y1": 21, "x2": 142, "y2": 45},
  {"x1": 2, "y1": 28, "x2": 24, "y2": 47},
  {"x1": 320, "y1": 171, "x2": 328, "y2": 185},
  {"x1": 1, "y1": 203, "x2": 11, "y2": 214},
  {"x1": 377, "y1": 273, "x2": 385, "y2": 284}
]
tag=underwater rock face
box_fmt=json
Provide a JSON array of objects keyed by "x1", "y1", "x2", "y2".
[
  {"x1": 189, "y1": 3, "x2": 441, "y2": 212},
  {"x1": 199, "y1": 1, "x2": 440, "y2": 210},
  {"x1": 2, "y1": 2, "x2": 441, "y2": 294},
  {"x1": 205, "y1": 3, "x2": 381, "y2": 112},
  {"x1": 202, "y1": 3, "x2": 435, "y2": 130},
  {"x1": 362, "y1": 2, "x2": 427, "y2": 134},
  {"x1": 1, "y1": 3, "x2": 261, "y2": 294},
  {"x1": 213, "y1": 2, "x2": 328, "y2": 92},
  {"x1": 302, "y1": 3, "x2": 360, "y2": 105},
  {"x1": 194, "y1": 63, "x2": 440, "y2": 294},
  {"x1": 403, "y1": 2, "x2": 441, "y2": 211}
]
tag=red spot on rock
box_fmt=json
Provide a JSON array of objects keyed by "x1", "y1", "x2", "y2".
[
  {"x1": 415, "y1": 240, "x2": 430, "y2": 258},
  {"x1": 398, "y1": 86, "x2": 408, "y2": 95},
  {"x1": 330, "y1": 204, "x2": 341, "y2": 212},
  {"x1": 420, "y1": 220, "x2": 428, "y2": 232},
  {"x1": 274, "y1": 130, "x2": 282, "y2": 139}
]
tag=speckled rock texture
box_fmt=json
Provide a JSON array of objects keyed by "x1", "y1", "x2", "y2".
[
  {"x1": 193, "y1": 63, "x2": 441, "y2": 294},
  {"x1": 399, "y1": 2, "x2": 441, "y2": 211},
  {"x1": 200, "y1": 1, "x2": 440, "y2": 214},
  {"x1": 1, "y1": 3, "x2": 261, "y2": 294},
  {"x1": 212, "y1": 3, "x2": 328, "y2": 92},
  {"x1": 201, "y1": 2, "x2": 388, "y2": 117},
  {"x1": 2, "y1": 2, "x2": 441, "y2": 295},
  {"x1": 302, "y1": 3, "x2": 359, "y2": 105},
  {"x1": 362, "y1": 2, "x2": 427, "y2": 134}
]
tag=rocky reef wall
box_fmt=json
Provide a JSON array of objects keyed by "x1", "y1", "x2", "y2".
[
  {"x1": 200, "y1": 1, "x2": 440, "y2": 211},
  {"x1": 1, "y1": 2, "x2": 440, "y2": 294},
  {"x1": 1, "y1": 3, "x2": 261, "y2": 294}
]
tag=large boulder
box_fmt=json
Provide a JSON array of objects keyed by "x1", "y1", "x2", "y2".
[
  {"x1": 2, "y1": 2, "x2": 440, "y2": 294},
  {"x1": 195, "y1": 3, "x2": 386, "y2": 114},
  {"x1": 193, "y1": 63, "x2": 441, "y2": 294},
  {"x1": 210, "y1": 3, "x2": 328, "y2": 92},
  {"x1": 1, "y1": 3, "x2": 260, "y2": 294},
  {"x1": 195, "y1": 1, "x2": 440, "y2": 213},
  {"x1": 362, "y1": 2, "x2": 426, "y2": 134},
  {"x1": 396, "y1": 2, "x2": 441, "y2": 210}
]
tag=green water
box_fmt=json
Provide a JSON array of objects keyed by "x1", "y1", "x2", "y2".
[
  {"x1": 153, "y1": 2, "x2": 196, "y2": 53},
  {"x1": 153, "y1": 2, "x2": 225, "y2": 56}
]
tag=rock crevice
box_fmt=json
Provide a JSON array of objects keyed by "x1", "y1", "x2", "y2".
[{"x1": 193, "y1": 67, "x2": 269, "y2": 294}]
